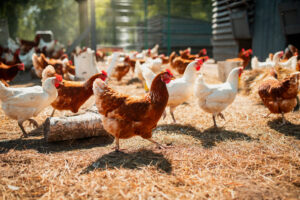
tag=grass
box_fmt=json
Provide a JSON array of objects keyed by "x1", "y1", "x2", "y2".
[{"x1": 0, "y1": 64, "x2": 299, "y2": 199}]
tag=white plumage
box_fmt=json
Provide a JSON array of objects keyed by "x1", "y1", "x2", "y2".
[
  {"x1": 251, "y1": 51, "x2": 283, "y2": 69},
  {"x1": 194, "y1": 67, "x2": 242, "y2": 127},
  {"x1": 0, "y1": 76, "x2": 61, "y2": 137},
  {"x1": 140, "y1": 60, "x2": 202, "y2": 122}
]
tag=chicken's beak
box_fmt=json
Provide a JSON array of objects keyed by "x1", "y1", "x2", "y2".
[{"x1": 171, "y1": 76, "x2": 175, "y2": 80}]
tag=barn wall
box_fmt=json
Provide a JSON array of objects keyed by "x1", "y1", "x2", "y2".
[{"x1": 252, "y1": 0, "x2": 286, "y2": 60}]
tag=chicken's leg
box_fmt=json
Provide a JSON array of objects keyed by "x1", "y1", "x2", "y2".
[
  {"x1": 114, "y1": 137, "x2": 120, "y2": 152},
  {"x1": 170, "y1": 107, "x2": 177, "y2": 123},
  {"x1": 281, "y1": 112, "x2": 286, "y2": 125},
  {"x1": 212, "y1": 114, "x2": 217, "y2": 128},
  {"x1": 50, "y1": 109, "x2": 56, "y2": 117},
  {"x1": 27, "y1": 119, "x2": 39, "y2": 128},
  {"x1": 18, "y1": 121, "x2": 28, "y2": 138},
  {"x1": 162, "y1": 109, "x2": 167, "y2": 120}
]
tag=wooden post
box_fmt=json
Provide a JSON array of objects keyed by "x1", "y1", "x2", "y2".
[{"x1": 44, "y1": 112, "x2": 111, "y2": 142}]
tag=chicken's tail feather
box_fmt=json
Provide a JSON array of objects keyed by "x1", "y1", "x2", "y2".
[{"x1": 0, "y1": 81, "x2": 13, "y2": 102}]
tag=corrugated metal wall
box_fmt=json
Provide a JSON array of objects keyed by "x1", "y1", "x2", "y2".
[
  {"x1": 212, "y1": 0, "x2": 254, "y2": 61},
  {"x1": 252, "y1": 0, "x2": 286, "y2": 60}
]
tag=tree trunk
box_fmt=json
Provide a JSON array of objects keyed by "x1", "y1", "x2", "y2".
[{"x1": 44, "y1": 112, "x2": 110, "y2": 142}]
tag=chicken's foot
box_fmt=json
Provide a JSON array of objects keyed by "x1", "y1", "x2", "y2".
[
  {"x1": 147, "y1": 138, "x2": 170, "y2": 149},
  {"x1": 27, "y1": 119, "x2": 39, "y2": 128},
  {"x1": 18, "y1": 121, "x2": 28, "y2": 138},
  {"x1": 218, "y1": 113, "x2": 225, "y2": 120},
  {"x1": 113, "y1": 137, "x2": 121, "y2": 152}
]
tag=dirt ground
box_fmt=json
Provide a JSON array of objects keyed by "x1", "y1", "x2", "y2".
[{"x1": 0, "y1": 63, "x2": 299, "y2": 199}]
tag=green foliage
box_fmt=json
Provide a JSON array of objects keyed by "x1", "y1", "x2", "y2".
[
  {"x1": 0, "y1": 0, "x2": 211, "y2": 46},
  {"x1": 1, "y1": 0, "x2": 78, "y2": 45}
]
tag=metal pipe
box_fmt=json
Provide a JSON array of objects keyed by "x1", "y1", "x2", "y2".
[
  {"x1": 167, "y1": 0, "x2": 171, "y2": 55},
  {"x1": 90, "y1": 0, "x2": 96, "y2": 50},
  {"x1": 144, "y1": 0, "x2": 148, "y2": 49}
]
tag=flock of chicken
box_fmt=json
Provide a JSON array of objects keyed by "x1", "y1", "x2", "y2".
[{"x1": 0, "y1": 37, "x2": 299, "y2": 151}]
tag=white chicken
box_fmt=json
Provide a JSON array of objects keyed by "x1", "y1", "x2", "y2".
[
  {"x1": 251, "y1": 51, "x2": 283, "y2": 69},
  {"x1": 278, "y1": 55, "x2": 298, "y2": 70},
  {"x1": 8, "y1": 38, "x2": 20, "y2": 53},
  {"x1": 135, "y1": 44, "x2": 159, "y2": 59},
  {"x1": 19, "y1": 47, "x2": 36, "y2": 69},
  {"x1": 38, "y1": 39, "x2": 55, "y2": 53},
  {"x1": 194, "y1": 67, "x2": 243, "y2": 128},
  {"x1": 139, "y1": 59, "x2": 204, "y2": 123},
  {"x1": 0, "y1": 75, "x2": 62, "y2": 137}
]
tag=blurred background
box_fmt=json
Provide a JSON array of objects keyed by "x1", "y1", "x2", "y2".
[{"x1": 0, "y1": 0, "x2": 300, "y2": 60}]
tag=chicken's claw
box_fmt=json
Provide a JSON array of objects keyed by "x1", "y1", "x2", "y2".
[
  {"x1": 218, "y1": 113, "x2": 225, "y2": 120},
  {"x1": 28, "y1": 119, "x2": 39, "y2": 128}
]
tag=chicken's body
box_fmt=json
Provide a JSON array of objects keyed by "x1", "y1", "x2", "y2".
[
  {"x1": 139, "y1": 60, "x2": 203, "y2": 122},
  {"x1": 226, "y1": 48, "x2": 252, "y2": 69},
  {"x1": 258, "y1": 72, "x2": 300, "y2": 124},
  {"x1": 194, "y1": 67, "x2": 243, "y2": 127},
  {"x1": 0, "y1": 63, "x2": 25, "y2": 84},
  {"x1": 93, "y1": 71, "x2": 172, "y2": 151},
  {"x1": 0, "y1": 76, "x2": 62, "y2": 137},
  {"x1": 170, "y1": 52, "x2": 193, "y2": 75},
  {"x1": 42, "y1": 65, "x2": 107, "y2": 115},
  {"x1": 251, "y1": 51, "x2": 283, "y2": 70}
]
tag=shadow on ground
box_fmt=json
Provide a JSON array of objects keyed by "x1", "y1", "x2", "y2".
[
  {"x1": 81, "y1": 149, "x2": 172, "y2": 174},
  {"x1": 268, "y1": 118, "x2": 300, "y2": 140},
  {"x1": 0, "y1": 125, "x2": 114, "y2": 154},
  {"x1": 157, "y1": 124, "x2": 254, "y2": 148}
]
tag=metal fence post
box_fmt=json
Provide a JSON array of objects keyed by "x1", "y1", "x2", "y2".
[
  {"x1": 167, "y1": 0, "x2": 171, "y2": 55},
  {"x1": 90, "y1": 0, "x2": 96, "y2": 50},
  {"x1": 144, "y1": 0, "x2": 148, "y2": 49}
]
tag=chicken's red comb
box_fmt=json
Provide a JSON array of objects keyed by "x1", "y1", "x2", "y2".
[
  {"x1": 166, "y1": 69, "x2": 173, "y2": 76},
  {"x1": 242, "y1": 48, "x2": 245, "y2": 52},
  {"x1": 68, "y1": 60, "x2": 73, "y2": 65},
  {"x1": 248, "y1": 49, "x2": 253, "y2": 54},
  {"x1": 101, "y1": 70, "x2": 107, "y2": 76},
  {"x1": 201, "y1": 48, "x2": 207, "y2": 55},
  {"x1": 196, "y1": 58, "x2": 204, "y2": 64},
  {"x1": 55, "y1": 74, "x2": 63, "y2": 82}
]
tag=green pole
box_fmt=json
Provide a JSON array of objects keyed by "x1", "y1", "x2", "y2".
[
  {"x1": 144, "y1": 0, "x2": 148, "y2": 49},
  {"x1": 167, "y1": 0, "x2": 171, "y2": 55}
]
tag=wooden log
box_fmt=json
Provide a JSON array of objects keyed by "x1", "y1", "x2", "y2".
[
  {"x1": 44, "y1": 111, "x2": 111, "y2": 142},
  {"x1": 217, "y1": 61, "x2": 242, "y2": 82}
]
